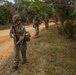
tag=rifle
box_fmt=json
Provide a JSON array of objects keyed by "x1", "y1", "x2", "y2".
[{"x1": 12, "y1": 25, "x2": 24, "y2": 46}]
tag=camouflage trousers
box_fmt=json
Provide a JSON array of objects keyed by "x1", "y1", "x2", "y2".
[
  {"x1": 45, "y1": 24, "x2": 49, "y2": 29},
  {"x1": 14, "y1": 40, "x2": 27, "y2": 64},
  {"x1": 35, "y1": 26, "x2": 39, "y2": 37}
]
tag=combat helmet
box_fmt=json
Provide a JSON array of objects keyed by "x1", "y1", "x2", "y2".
[{"x1": 12, "y1": 14, "x2": 21, "y2": 23}]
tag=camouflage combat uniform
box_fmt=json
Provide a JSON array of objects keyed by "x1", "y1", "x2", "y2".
[
  {"x1": 44, "y1": 18, "x2": 49, "y2": 29},
  {"x1": 10, "y1": 14, "x2": 27, "y2": 69},
  {"x1": 33, "y1": 16, "x2": 41, "y2": 38},
  {"x1": 53, "y1": 14, "x2": 58, "y2": 25}
]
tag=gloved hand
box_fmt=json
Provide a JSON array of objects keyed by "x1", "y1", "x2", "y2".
[{"x1": 11, "y1": 34, "x2": 16, "y2": 39}]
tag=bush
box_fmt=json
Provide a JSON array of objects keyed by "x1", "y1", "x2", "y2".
[{"x1": 0, "y1": 6, "x2": 12, "y2": 25}]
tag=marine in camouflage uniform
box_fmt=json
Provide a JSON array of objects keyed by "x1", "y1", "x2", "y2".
[
  {"x1": 33, "y1": 16, "x2": 41, "y2": 38},
  {"x1": 10, "y1": 14, "x2": 27, "y2": 69},
  {"x1": 44, "y1": 17, "x2": 49, "y2": 29},
  {"x1": 53, "y1": 14, "x2": 58, "y2": 25}
]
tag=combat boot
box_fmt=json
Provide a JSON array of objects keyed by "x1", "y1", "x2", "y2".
[
  {"x1": 21, "y1": 60, "x2": 26, "y2": 65},
  {"x1": 12, "y1": 63, "x2": 18, "y2": 69}
]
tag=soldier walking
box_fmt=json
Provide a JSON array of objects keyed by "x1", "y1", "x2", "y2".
[
  {"x1": 53, "y1": 14, "x2": 58, "y2": 25},
  {"x1": 44, "y1": 17, "x2": 49, "y2": 29},
  {"x1": 10, "y1": 14, "x2": 27, "y2": 69},
  {"x1": 33, "y1": 16, "x2": 41, "y2": 38}
]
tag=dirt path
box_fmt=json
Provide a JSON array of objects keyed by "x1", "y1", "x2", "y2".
[{"x1": 0, "y1": 23, "x2": 54, "y2": 37}]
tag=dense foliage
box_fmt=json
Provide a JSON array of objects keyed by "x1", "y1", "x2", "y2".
[
  {"x1": 43, "y1": 0, "x2": 76, "y2": 38},
  {"x1": 0, "y1": 0, "x2": 52, "y2": 25},
  {"x1": 0, "y1": 2, "x2": 12, "y2": 25}
]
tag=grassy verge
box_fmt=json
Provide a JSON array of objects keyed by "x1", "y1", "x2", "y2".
[
  {"x1": 0, "y1": 23, "x2": 31, "y2": 30},
  {"x1": 27, "y1": 25, "x2": 76, "y2": 75},
  {"x1": 0, "y1": 24, "x2": 10, "y2": 30}
]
